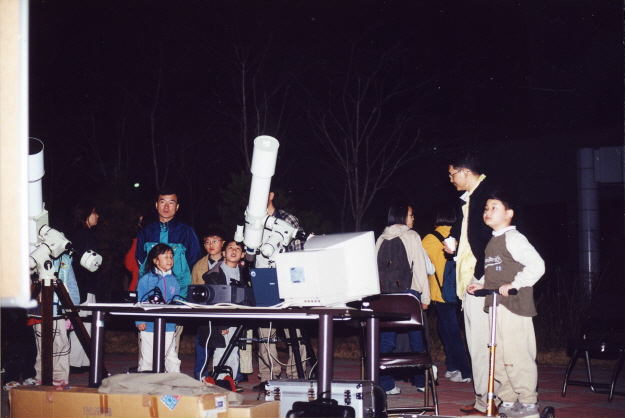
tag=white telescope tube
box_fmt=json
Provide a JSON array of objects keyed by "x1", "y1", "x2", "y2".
[
  {"x1": 244, "y1": 136, "x2": 280, "y2": 254},
  {"x1": 28, "y1": 138, "x2": 45, "y2": 252}
]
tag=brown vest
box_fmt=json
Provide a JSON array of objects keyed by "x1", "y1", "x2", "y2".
[{"x1": 484, "y1": 233, "x2": 537, "y2": 317}]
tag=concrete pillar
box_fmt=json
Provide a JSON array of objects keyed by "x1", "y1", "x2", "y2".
[{"x1": 577, "y1": 148, "x2": 599, "y2": 305}]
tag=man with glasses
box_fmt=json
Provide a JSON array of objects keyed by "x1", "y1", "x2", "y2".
[{"x1": 444, "y1": 151, "x2": 498, "y2": 416}]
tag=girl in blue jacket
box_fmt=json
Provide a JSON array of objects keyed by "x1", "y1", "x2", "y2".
[{"x1": 136, "y1": 243, "x2": 181, "y2": 373}]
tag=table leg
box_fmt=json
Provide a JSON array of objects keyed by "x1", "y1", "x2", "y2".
[
  {"x1": 88, "y1": 310, "x2": 105, "y2": 387},
  {"x1": 317, "y1": 314, "x2": 333, "y2": 399},
  {"x1": 366, "y1": 317, "x2": 380, "y2": 383},
  {"x1": 153, "y1": 317, "x2": 166, "y2": 373}
]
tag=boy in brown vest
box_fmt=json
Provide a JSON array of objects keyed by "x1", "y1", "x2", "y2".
[{"x1": 468, "y1": 191, "x2": 545, "y2": 418}]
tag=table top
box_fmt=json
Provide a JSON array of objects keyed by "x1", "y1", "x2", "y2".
[{"x1": 78, "y1": 302, "x2": 407, "y2": 320}]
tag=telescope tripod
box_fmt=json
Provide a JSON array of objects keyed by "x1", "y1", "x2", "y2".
[{"x1": 36, "y1": 278, "x2": 105, "y2": 386}]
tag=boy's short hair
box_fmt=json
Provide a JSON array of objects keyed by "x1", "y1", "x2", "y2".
[
  {"x1": 203, "y1": 227, "x2": 227, "y2": 242},
  {"x1": 488, "y1": 190, "x2": 517, "y2": 212},
  {"x1": 448, "y1": 149, "x2": 483, "y2": 175},
  {"x1": 224, "y1": 240, "x2": 243, "y2": 251}
]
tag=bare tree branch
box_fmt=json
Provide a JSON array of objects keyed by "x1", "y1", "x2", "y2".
[{"x1": 298, "y1": 42, "x2": 432, "y2": 231}]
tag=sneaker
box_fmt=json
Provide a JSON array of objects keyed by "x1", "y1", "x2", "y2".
[
  {"x1": 415, "y1": 386, "x2": 425, "y2": 393},
  {"x1": 444, "y1": 369, "x2": 458, "y2": 379},
  {"x1": 498, "y1": 402, "x2": 516, "y2": 417},
  {"x1": 499, "y1": 402, "x2": 539, "y2": 418},
  {"x1": 3, "y1": 381, "x2": 21, "y2": 391},
  {"x1": 385, "y1": 386, "x2": 401, "y2": 395},
  {"x1": 23, "y1": 377, "x2": 40, "y2": 386},
  {"x1": 431, "y1": 365, "x2": 438, "y2": 381},
  {"x1": 448, "y1": 370, "x2": 472, "y2": 383}
]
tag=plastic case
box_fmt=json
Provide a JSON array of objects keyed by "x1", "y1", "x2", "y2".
[{"x1": 265, "y1": 379, "x2": 385, "y2": 418}]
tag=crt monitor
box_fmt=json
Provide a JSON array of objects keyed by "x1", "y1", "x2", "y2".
[{"x1": 274, "y1": 231, "x2": 380, "y2": 307}]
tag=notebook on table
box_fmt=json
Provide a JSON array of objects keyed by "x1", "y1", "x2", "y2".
[{"x1": 250, "y1": 268, "x2": 283, "y2": 307}]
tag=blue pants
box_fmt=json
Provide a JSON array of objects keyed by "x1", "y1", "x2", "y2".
[
  {"x1": 379, "y1": 290, "x2": 426, "y2": 391},
  {"x1": 194, "y1": 332, "x2": 212, "y2": 380},
  {"x1": 435, "y1": 302, "x2": 471, "y2": 378}
]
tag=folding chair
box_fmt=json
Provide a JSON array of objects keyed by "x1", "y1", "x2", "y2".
[
  {"x1": 561, "y1": 292, "x2": 625, "y2": 402},
  {"x1": 365, "y1": 293, "x2": 439, "y2": 415}
]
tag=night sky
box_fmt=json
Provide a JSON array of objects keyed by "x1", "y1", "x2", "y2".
[{"x1": 28, "y1": 1, "x2": 623, "y2": 275}]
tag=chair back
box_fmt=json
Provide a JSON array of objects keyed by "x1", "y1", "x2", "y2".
[{"x1": 364, "y1": 293, "x2": 424, "y2": 330}]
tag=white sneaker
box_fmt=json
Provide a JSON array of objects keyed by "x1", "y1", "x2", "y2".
[
  {"x1": 3, "y1": 381, "x2": 21, "y2": 391},
  {"x1": 499, "y1": 402, "x2": 539, "y2": 418},
  {"x1": 23, "y1": 377, "x2": 40, "y2": 386},
  {"x1": 449, "y1": 370, "x2": 472, "y2": 383},
  {"x1": 444, "y1": 369, "x2": 458, "y2": 379},
  {"x1": 431, "y1": 365, "x2": 438, "y2": 381},
  {"x1": 386, "y1": 386, "x2": 401, "y2": 395}
]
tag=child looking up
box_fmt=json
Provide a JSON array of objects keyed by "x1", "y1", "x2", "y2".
[
  {"x1": 191, "y1": 228, "x2": 226, "y2": 380},
  {"x1": 136, "y1": 243, "x2": 181, "y2": 373},
  {"x1": 468, "y1": 191, "x2": 545, "y2": 418},
  {"x1": 203, "y1": 240, "x2": 249, "y2": 381}
]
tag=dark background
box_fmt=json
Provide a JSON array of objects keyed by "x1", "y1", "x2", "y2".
[{"x1": 28, "y1": 1, "x2": 623, "y2": 297}]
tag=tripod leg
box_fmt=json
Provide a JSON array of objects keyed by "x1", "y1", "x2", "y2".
[
  {"x1": 55, "y1": 281, "x2": 92, "y2": 355},
  {"x1": 287, "y1": 326, "x2": 305, "y2": 379},
  {"x1": 301, "y1": 327, "x2": 318, "y2": 380},
  {"x1": 210, "y1": 325, "x2": 245, "y2": 379},
  {"x1": 41, "y1": 282, "x2": 54, "y2": 386}
]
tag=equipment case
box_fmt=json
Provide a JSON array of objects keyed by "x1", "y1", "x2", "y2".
[{"x1": 265, "y1": 379, "x2": 386, "y2": 418}]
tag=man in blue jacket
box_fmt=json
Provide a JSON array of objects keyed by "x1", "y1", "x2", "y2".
[{"x1": 136, "y1": 189, "x2": 201, "y2": 299}]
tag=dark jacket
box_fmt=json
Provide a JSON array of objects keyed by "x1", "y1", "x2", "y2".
[
  {"x1": 449, "y1": 176, "x2": 497, "y2": 281},
  {"x1": 71, "y1": 228, "x2": 102, "y2": 303},
  {"x1": 203, "y1": 261, "x2": 251, "y2": 287},
  {"x1": 135, "y1": 218, "x2": 201, "y2": 298}
]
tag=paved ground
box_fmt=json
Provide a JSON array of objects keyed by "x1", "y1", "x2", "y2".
[{"x1": 3, "y1": 353, "x2": 624, "y2": 417}]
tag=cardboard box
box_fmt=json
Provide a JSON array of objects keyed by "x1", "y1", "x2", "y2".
[
  {"x1": 228, "y1": 401, "x2": 280, "y2": 418},
  {"x1": 10, "y1": 385, "x2": 229, "y2": 418}
]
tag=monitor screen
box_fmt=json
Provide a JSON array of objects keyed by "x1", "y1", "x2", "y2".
[{"x1": 274, "y1": 231, "x2": 380, "y2": 307}]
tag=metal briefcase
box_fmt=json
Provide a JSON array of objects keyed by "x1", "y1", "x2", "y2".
[{"x1": 266, "y1": 379, "x2": 386, "y2": 418}]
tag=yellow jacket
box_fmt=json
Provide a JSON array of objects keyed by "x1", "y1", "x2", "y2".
[{"x1": 422, "y1": 225, "x2": 451, "y2": 304}]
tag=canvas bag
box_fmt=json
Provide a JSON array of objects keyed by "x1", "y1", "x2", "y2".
[{"x1": 377, "y1": 236, "x2": 413, "y2": 293}]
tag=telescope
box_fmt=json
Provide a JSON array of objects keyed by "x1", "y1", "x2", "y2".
[
  {"x1": 30, "y1": 224, "x2": 102, "y2": 282},
  {"x1": 234, "y1": 136, "x2": 305, "y2": 266}
]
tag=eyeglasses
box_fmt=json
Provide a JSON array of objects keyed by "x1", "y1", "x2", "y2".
[
  {"x1": 204, "y1": 239, "x2": 223, "y2": 245},
  {"x1": 449, "y1": 169, "x2": 463, "y2": 179}
]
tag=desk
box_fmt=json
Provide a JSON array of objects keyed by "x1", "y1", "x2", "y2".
[{"x1": 81, "y1": 304, "x2": 398, "y2": 398}]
